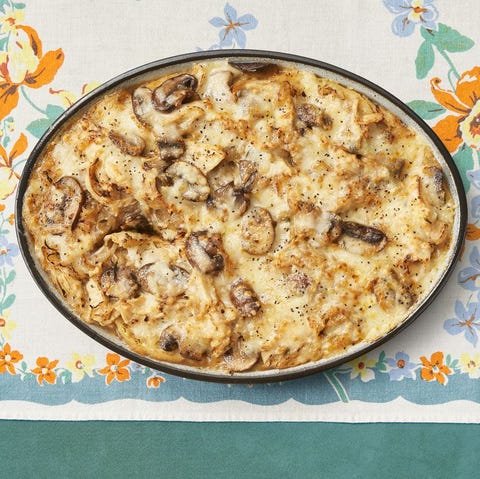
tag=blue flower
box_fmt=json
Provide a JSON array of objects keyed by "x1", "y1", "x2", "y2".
[
  {"x1": 444, "y1": 300, "x2": 480, "y2": 347},
  {"x1": 471, "y1": 197, "x2": 480, "y2": 219},
  {"x1": 385, "y1": 352, "x2": 416, "y2": 380},
  {"x1": 209, "y1": 3, "x2": 258, "y2": 48},
  {"x1": 458, "y1": 246, "x2": 480, "y2": 292},
  {"x1": 384, "y1": 0, "x2": 438, "y2": 37},
  {"x1": 467, "y1": 169, "x2": 480, "y2": 190},
  {"x1": 0, "y1": 236, "x2": 18, "y2": 267}
]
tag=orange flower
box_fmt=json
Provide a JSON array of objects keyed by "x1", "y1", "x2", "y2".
[
  {"x1": 0, "y1": 342, "x2": 23, "y2": 375},
  {"x1": 0, "y1": 204, "x2": 5, "y2": 212},
  {"x1": 420, "y1": 352, "x2": 452, "y2": 385},
  {"x1": 31, "y1": 356, "x2": 59, "y2": 385},
  {"x1": 97, "y1": 352, "x2": 130, "y2": 385},
  {"x1": 431, "y1": 66, "x2": 480, "y2": 153},
  {"x1": 8, "y1": 213, "x2": 14, "y2": 225},
  {"x1": 0, "y1": 132, "x2": 26, "y2": 199},
  {"x1": 0, "y1": 25, "x2": 64, "y2": 119},
  {"x1": 146, "y1": 375, "x2": 165, "y2": 388}
]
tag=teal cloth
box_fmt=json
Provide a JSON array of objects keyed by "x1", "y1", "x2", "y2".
[{"x1": 1, "y1": 422, "x2": 477, "y2": 478}]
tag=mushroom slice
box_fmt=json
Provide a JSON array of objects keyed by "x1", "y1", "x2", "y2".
[
  {"x1": 223, "y1": 336, "x2": 259, "y2": 372},
  {"x1": 157, "y1": 139, "x2": 185, "y2": 162},
  {"x1": 185, "y1": 231, "x2": 225, "y2": 274},
  {"x1": 370, "y1": 274, "x2": 415, "y2": 311},
  {"x1": 212, "y1": 182, "x2": 249, "y2": 218},
  {"x1": 296, "y1": 103, "x2": 321, "y2": 128},
  {"x1": 132, "y1": 86, "x2": 154, "y2": 121},
  {"x1": 229, "y1": 61, "x2": 274, "y2": 72},
  {"x1": 152, "y1": 74, "x2": 198, "y2": 112},
  {"x1": 421, "y1": 166, "x2": 446, "y2": 206},
  {"x1": 230, "y1": 279, "x2": 261, "y2": 317},
  {"x1": 108, "y1": 131, "x2": 145, "y2": 156},
  {"x1": 158, "y1": 325, "x2": 205, "y2": 361},
  {"x1": 237, "y1": 160, "x2": 257, "y2": 192},
  {"x1": 100, "y1": 266, "x2": 139, "y2": 299},
  {"x1": 42, "y1": 176, "x2": 84, "y2": 234},
  {"x1": 165, "y1": 160, "x2": 210, "y2": 202},
  {"x1": 241, "y1": 207, "x2": 275, "y2": 255},
  {"x1": 137, "y1": 262, "x2": 189, "y2": 297},
  {"x1": 118, "y1": 202, "x2": 152, "y2": 232},
  {"x1": 341, "y1": 221, "x2": 386, "y2": 244},
  {"x1": 296, "y1": 104, "x2": 333, "y2": 132}
]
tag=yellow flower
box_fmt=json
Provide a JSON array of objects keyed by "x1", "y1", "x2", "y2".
[
  {"x1": 0, "y1": 310, "x2": 17, "y2": 340},
  {"x1": 49, "y1": 82, "x2": 100, "y2": 109},
  {"x1": 0, "y1": 25, "x2": 64, "y2": 120},
  {"x1": 0, "y1": 5, "x2": 25, "y2": 34},
  {"x1": 349, "y1": 354, "x2": 377, "y2": 382},
  {"x1": 459, "y1": 353, "x2": 480, "y2": 379},
  {"x1": 65, "y1": 352, "x2": 96, "y2": 380}
]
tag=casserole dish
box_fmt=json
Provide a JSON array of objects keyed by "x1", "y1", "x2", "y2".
[{"x1": 16, "y1": 50, "x2": 467, "y2": 383}]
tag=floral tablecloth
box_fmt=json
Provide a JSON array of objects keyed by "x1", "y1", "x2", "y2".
[{"x1": 1, "y1": 0, "x2": 480, "y2": 421}]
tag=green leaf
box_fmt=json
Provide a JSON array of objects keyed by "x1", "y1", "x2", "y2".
[
  {"x1": 407, "y1": 100, "x2": 446, "y2": 120},
  {"x1": 12, "y1": 2, "x2": 26, "y2": 9},
  {"x1": 0, "y1": 278, "x2": 3, "y2": 289},
  {"x1": 450, "y1": 360, "x2": 459, "y2": 369},
  {"x1": 5, "y1": 270, "x2": 15, "y2": 285},
  {"x1": 415, "y1": 41, "x2": 435, "y2": 79},
  {"x1": 26, "y1": 118, "x2": 53, "y2": 138},
  {"x1": 446, "y1": 354, "x2": 452, "y2": 365},
  {"x1": 452, "y1": 144, "x2": 474, "y2": 193},
  {"x1": 2, "y1": 294, "x2": 15, "y2": 310},
  {"x1": 0, "y1": 229, "x2": 9, "y2": 235},
  {"x1": 425, "y1": 24, "x2": 475, "y2": 53},
  {"x1": 45, "y1": 104, "x2": 65, "y2": 121},
  {"x1": 20, "y1": 361, "x2": 27, "y2": 372},
  {"x1": 0, "y1": 0, "x2": 9, "y2": 14}
]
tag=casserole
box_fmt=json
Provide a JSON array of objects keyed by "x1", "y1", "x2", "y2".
[{"x1": 16, "y1": 50, "x2": 467, "y2": 382}]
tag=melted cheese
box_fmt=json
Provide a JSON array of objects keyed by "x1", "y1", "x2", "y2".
[{"x1": 23, "y1": 60, "x2": 455, "y2": 372}]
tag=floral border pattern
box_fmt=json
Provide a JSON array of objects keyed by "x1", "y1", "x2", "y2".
[{"x1": 1, "y1": 1, "x2": 480, "y2": 406}]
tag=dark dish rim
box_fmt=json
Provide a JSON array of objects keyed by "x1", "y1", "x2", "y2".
[{"x1": 15, "y1": 49, "x2": 467, "y2": 384}]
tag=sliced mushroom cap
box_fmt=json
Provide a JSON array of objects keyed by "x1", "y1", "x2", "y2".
[
  {"x1": 118, "y1": 202, "x2": 152, "y2": 232},
  {"x1": 370, "y1": 274, "x2": 415, "y2": 311},
  {"x1": 158, "y1": 325, "x2": 205, "y2": 361},
  {"x1": 223, "y1": 336, "x2": 259, "y2": 372},
  {"x1": 212, "y1": 182, "x2": 249, "y2": 218},
  {"x1": 421, "y1": 166, "x2": 445, "y2": 206},
  {"x1": 341, "y1": 221, "x2": 386, "y2": 244},
  {"x1": 152, "y1": 74, "x2": 198, "y2": 112},
  {"x1": 137, "y1": 262, "x2": 189, "y2": 297},
  {"x1": 296, "y1": 104, "x2": 332, "y2": 132},
  {"x1": 228, "y1": 61, "x2": 274, "y2": 73},
  {"x1": 108, "y1": 131, "x2": 145, "y2": 156},
  {"x1": 185, "y1": 231, "x2": 225, "y2": 274},
  {"x1": 241, "y1": 207, "x2": 275, "y2": 255},
  {"x1": 42, "y1": 176, "x2": 85, "y2": 234},
  {"x1": 100, "y1": 266, "x2": 139, "y2": 299},
  {"x1": 230, "y1": 279, "x2": 261, "y2": 317},
  {"x1": 296, "y1": 103, "x2": 321, "y2": 128},
  {"x1": 165, "y1": 160, "x2": 210, "y2": 202},
  {"x1": 236, "y1": 160, "x2": 257, "y2": 192},
  {"x1": 157, "y1": 140, "x2": 185, "y2": 163},
  {"x1": 132, "y1": 86, "x2": 154, "y2": 121}
]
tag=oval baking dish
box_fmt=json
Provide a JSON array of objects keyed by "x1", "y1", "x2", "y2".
[{"x1": 15, "y1": 50, "x2": 467, "y2": 383}]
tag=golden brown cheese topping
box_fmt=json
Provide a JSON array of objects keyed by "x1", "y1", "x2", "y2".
[{"x1": 23, "y1": 60, "x2": 455, "y2": 372}]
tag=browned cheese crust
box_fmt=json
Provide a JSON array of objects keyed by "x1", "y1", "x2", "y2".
[{"x1": 23, "y1": 61, "x2": 455, "y2": 372}]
